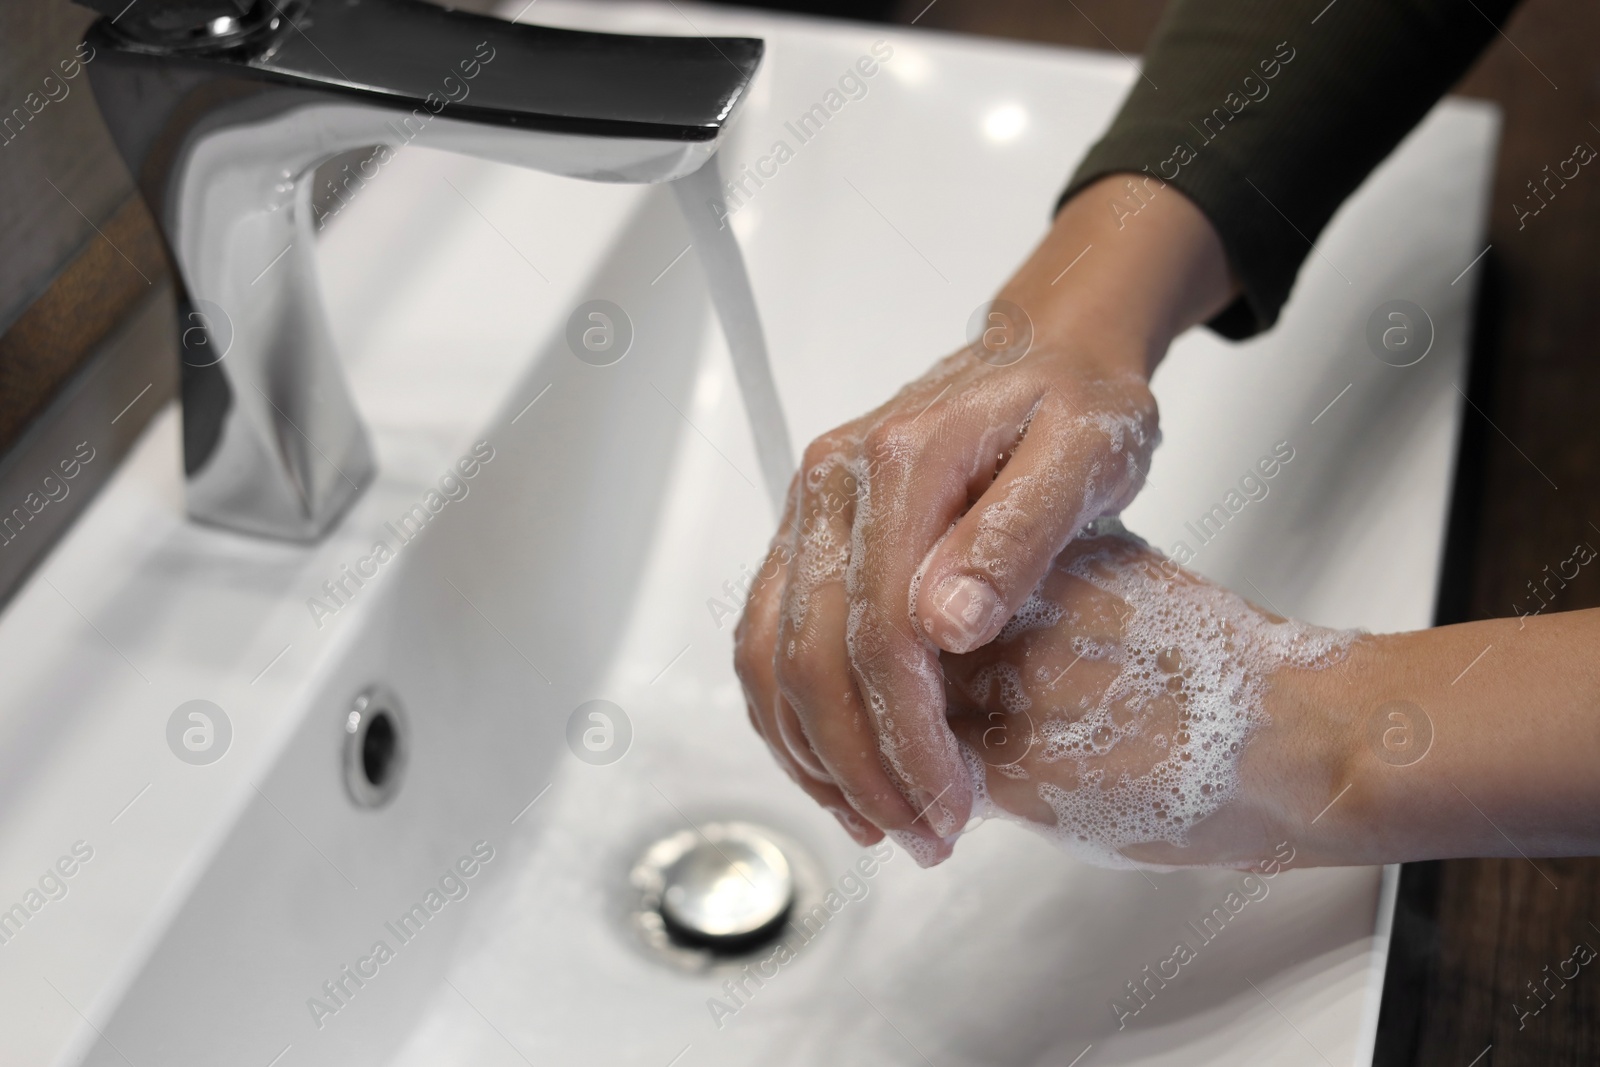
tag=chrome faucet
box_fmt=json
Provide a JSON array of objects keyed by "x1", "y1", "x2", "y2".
[{"x1": 80, "y1": 0, "x2": 761, "y2": 540}]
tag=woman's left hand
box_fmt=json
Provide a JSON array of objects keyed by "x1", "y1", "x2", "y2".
[{"x1": 941, "y1": 523, "x2": 1357, "y2": 869}]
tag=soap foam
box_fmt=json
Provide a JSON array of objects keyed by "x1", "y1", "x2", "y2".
[
  {"x1": 838, "y1": 448, "x2": 972, "y2": 838},
  {"x1": 885, "y1": 827, "x2": 949, "y2": 869},
  {"x1": 961, "y1": 663, "x2": 1031, "y2": 716},
  {"x1": 996, "y1": 589, "x2": 1064, "y2": 642},
  {"x1": 959, "y1": 519, "x2": 1355, "y2": 869},
  {"x1": 780, "y1": 450, "x2": 854, "y2": 641}
]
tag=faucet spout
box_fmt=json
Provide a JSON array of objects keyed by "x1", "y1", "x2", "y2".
[{"x1": 83, "y1": 0, "x2": 762, "y2": 540}]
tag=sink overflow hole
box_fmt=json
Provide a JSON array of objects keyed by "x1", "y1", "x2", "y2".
[
  {"x1": 343, "y1": 686, "x2": 408, "y2": 809},
  {"x1": 362, "y1": 712, "x2": 398, "y2": 787}
]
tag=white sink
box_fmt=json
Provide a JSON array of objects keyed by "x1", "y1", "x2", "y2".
[{"x1": 0, "y1": 4, "x2": 1495, "y2": 1066}]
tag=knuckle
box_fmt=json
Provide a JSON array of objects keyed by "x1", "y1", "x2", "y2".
[
  {"x1": 862, "y1": 416, "x2": 923, "y2": 465},
  {"x1": 797, "y1": 442, "x2": 862, "y2": 523},
  {"x1": 800, "y1": 437, "x2": 843, "y2": 477},
  {"x1": 731, "y1": 637, "x2": 771, "y2": 690},
  {"x1": 973, "y1": 507, "x2": 1043, "y2": 563},
  {"x1": 965, "y1": 511, "x2": 1048, "y2": 595},
  {"x1": 1124, "y1": 379, "x2": 1160, "y2": 420}
]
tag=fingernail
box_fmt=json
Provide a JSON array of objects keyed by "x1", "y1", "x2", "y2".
[
  {"x1": 930, "y1": 575, "x2": 1001, "y2": 653},
  {"x1": 921, "y1": 796, "x2": 953, "y2": 838},
  {"x1": 915, "y1": 792, "x2": 961, "y2": 838}
]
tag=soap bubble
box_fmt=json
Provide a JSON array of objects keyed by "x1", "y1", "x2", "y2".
[{"x1": 944, "y1": 524, "x2": 1357, "y2": 868}]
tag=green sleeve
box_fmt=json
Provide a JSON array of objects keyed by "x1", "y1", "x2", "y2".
[{"x1": 1061, "y1": 0, "x2": 1518, "y2": 338}]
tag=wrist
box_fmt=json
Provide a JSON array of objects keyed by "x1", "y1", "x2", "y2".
[
  {"x1": 996, "y1": 173, "x2": 1237, "y2": 378},
  {"x1": 1256, "y1": 636, "x2": 1376, "y2": 866},
  {"x1": 1304, "y1": 613, "x2": 1600, "y2": 865},
  {"x1": 1263, "y1": 627, "x2": 1473, "y2": 867}
]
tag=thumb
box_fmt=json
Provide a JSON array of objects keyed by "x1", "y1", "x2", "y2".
[{"x1": 914, "y1": 398, "x2": 1154, "y2": 653}]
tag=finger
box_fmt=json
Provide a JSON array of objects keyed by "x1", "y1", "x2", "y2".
[
  {"x1": 768, "y1": 443, "x2": 858, "y2": 782},
  {"x1": 845, "y1": 394, "x2": 1043, "y2": 839},
  {"x1": 733, "y1": 539, "x2": 810, "y2": 777},
  {"x1": 778, "y1": 576, "x2": 931, "y2": 843},
  {"x1": 774, "y1": 446, "x2": 938, "y2": 843},
  {"x1": 735, "y1": 537, "x2": 881, "y2": 846},
  {"x1": 915, "y1": 380, "x2": 1157, "y2": 655},
  {"x1": 767, "y1": 698, "x2": 884, "y2": 846}
]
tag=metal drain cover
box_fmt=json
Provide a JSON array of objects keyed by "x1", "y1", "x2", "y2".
[{"x1": 634, "y1": 822, "x2": 795, "y2": 953}]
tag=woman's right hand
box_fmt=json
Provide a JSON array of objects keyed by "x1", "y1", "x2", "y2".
[
  {"x1": 735, "y1": 340, "x2": 1161, "y2": 862},
  {"x1": 733, "y1": 175, "x2": 1240, "y2": 862}
]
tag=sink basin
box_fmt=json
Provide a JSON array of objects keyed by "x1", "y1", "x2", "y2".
[{"x1": 0, "y1": 3, "x2": 1496, "y2": 1066}]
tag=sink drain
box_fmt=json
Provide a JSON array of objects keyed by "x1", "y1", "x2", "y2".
[
  {"x1": 659, "y1": 825, "x2": 792, "y2": 950},
  {"x1": 629, "y1": 821, "x2": 821, "y2": 972}
]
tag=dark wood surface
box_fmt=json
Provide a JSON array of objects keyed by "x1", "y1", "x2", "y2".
[
  {"x1": 883, "y1": 0, "x2": 1600, "y2": 1063},
  {"x1": 0, "y1": 0, "x2": 136, "y2": 333},
  {"x1": 0, "y1": 194, "x2": 168, "y2": 455}
]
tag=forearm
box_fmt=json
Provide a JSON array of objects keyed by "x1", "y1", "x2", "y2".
[
  {"x1": 1285, "y1": 608, "x2": 1600, "y2": 865},
  {"x1": 1063, "y1": 0, "x2": 1518, "y2": 338}
]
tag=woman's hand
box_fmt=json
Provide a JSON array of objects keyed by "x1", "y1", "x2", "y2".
[
  {"x1": 943, "y1": 522, "x2": 1357, "y2": 869},
  {"x1": 738, "y1": 175, "x2": 1600, "y2": 871},
  {"x1": 948, "y1": 528, "x2": 1600, "y2": 870},
  {"x1": 736, "y1": 348, "x2": 1159, "y2": 863},
  {"x1": 734, "y1": 176, "x2": 1239, "y2": 862}
]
